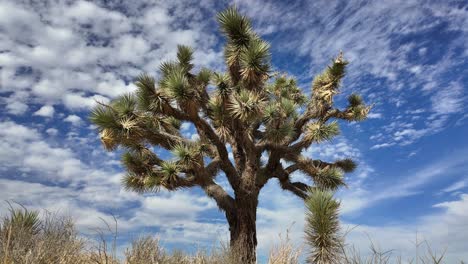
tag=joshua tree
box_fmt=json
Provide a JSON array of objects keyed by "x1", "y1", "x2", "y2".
[{"x1": 90, "y1": 7, "x2": 371, "y2": 263}]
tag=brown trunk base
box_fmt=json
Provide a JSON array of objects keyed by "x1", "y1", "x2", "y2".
[{"x1": 228, "y1": 194, "x2": 258, "y2": 263}]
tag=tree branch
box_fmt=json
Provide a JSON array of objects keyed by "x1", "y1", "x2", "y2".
[
  {"x1": 271, "y1": 165, "x2": 311, "y2": 200},
  {"x1": 158, "y1": 101, "x2": 240, "y2": 188},
  {"x1": 200, "y1": 179, "x2": 235, "y2": 213}
]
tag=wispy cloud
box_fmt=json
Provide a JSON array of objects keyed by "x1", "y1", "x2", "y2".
[
  {"x1": 339, "y1": 149, "x2": 468, "y2": 214},
  {"x1": 0, "y1": 0, "x2": 466, "y2": 261},
  {"x1": 236, "y1": 0, "x2": 467, "y2": 149}
]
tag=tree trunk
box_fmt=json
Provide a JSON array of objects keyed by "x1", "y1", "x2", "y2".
[{"x1": 229, "y1": 193, "x2": 258, "y2": 263}]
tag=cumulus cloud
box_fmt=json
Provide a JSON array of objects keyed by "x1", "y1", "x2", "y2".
[
  {"x1": 0, "y1": 120, "x2": 226, "y2": 246},
  {"x1": 33, "y1": 105, "x2": 55, "y2": 117},
  {"x1": 45, "y1": 128, "x2": 59, "y2": 136},
  {"x1": 63, "y1": 114, "x2": 82, "y2": 126},
  {"x1": 0, "y1": 0, "x2": 466, "y2": 261},
  {"x1": 0, "y1": 0, "x2": 222, "y2": 114}
]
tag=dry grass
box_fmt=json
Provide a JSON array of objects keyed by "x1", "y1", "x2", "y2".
[
  {"x1": 339, "y1": 236, "x2": 453, "y2": 264},
  {"x1": 0, "y1": 206, "x2": 300, "y2": 264},
  {"x1": 0, "y1": 206, "x2": 463, "y2": 264},
  {"x1": 124, "y1": 236, "x2": 238, "y2": 264},
  {"x1": 268, "y1": 231, "x2": 301, "y2": 264},
  {"x1": 0, "y1": 209, "x2": 89, "y2": 264}
]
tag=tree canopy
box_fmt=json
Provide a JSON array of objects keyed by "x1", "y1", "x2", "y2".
[{"x1": 90, "y1": 6, "x2": 371, "y2": 263}]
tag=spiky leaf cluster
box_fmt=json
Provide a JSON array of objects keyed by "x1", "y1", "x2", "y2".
[
  {"x1": 303, "y1": 121, "x2": 340, "y2": 147},
  {"x1": 218, "y1": 7, "x2": 270, "y2": 88},
  {"x1": 228, "y1": 90, "x2": 266, "y2": 122},
  {"x1": 1, "y1": 207, "x2": 41, "y2": 236},
  {"x1": 305, "y1": 190, "x2": 342, "y2": 264},
  {"x1": 312, "y1": 167, "x2": 345, "y2": 190},
  {"x1": 90, "y1": 7, "x2": 371, "y2": 206}
]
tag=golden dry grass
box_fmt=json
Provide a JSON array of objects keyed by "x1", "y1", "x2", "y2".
[{"x1": 0, "y1": 206, "x2": 457, "y2": 264}]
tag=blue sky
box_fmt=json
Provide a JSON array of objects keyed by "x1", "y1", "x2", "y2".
[{"x1": 0, "y1": 0, "x2": 467, "y2": 262}]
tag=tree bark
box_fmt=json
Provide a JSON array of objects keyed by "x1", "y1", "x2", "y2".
[{"x1": 229, "y1": 193, "x2": 259, "y2": 263}]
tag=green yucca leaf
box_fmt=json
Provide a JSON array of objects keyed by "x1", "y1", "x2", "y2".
[
  {"x1": 274, "y1": 75, "x2": 287, "y2": 87},
  {"x1": 305, "y1": 189, "x2": 342, "y2": 264},
  {"x1": 143, "y1": 173, "x2": 161, "y2": 190},
  {"x1": 304, "y1": 121, "x2": 340, "y2": 144},
  {"x1": 335, "y1": 158, "x2": 357, "y2": 173},
  {"x1": 122, "y1": 173, "x2": 149, "y2": 193},
  {"x1": 145, "y1": 116, "x2": 180, "y2": 135},
  {"x1": 177, "y1": 45, "x2": 194, "y2": 72},
  {"x1": 159, "y1": 161, "x2": 181, "y2": 188},
  {"x1": 270, "y1": 75, "x2": 307, "y2": 105},
  {"x1": 328, "y1": 52, "x2": 348, "y2": 79},
  {"x1": 241, "y1": 38, "x2": 270, "y2": 68},
  {"x1": 350, "y1": 105, "x2": 371, "y2": 121},
  {"x1": 112, "y1": 93, "x2": 137, "y2": 117},
  {"x1": 217, "y1": 7, "x2": 252, "y2": 46},
  {"x1": 228, "y1": 90, "x2": 265, "y2": 122},
  {"x1": 239, "y1": 38, "x2": 270, "y2": 85},
  {"x1": 348, "y1": 93, "x2": 363, "y2": 107},
  {"x1": 263, "y1": 103, "x2": 279, "y2": 122},
  {"x1": 160, "y1": 161, "x2": 180, "y2": 178},
  {"x1": 212, "y1": 72, "x2": 232, "y2": 97},
  {"x1": 172, "y1": 144, "x2": 200, "y2": 167},
  {"x1": 135, "y1": 73, "x2": 156, "y2": 95},
  {"x1": 90, "y1": 105, "x2": 120, "y2": 130},
  {"x1": 264, "y1": 122, "x2": 295, "y2": 144},
  {"x1": 141, "y1": 114, "x2": 164, "y2": 131},
  {"x1": 135, "y1": 74, "x2": 156, "y2": 111},
  {"x1": 279, "y1": 98, "x2": 297, "y2": 118},
  {"x1": 312, "y1": 53, "x2": 349, "y2": 96},
  {"x1": 313, "y1": 167, "x2": 345, "y2": 190},
  {"x1": 3, "y1": 206, "x2": 41, "y2": 236},
  {"x1": 208, "y1": 96, "x2": 224, "y2": 120},
  {"x1": 122, "y1": 151, "x2": 148, "y2": 174},
  {"x1": 123, "y1": 171, "x2": 163, "y2": 193},
  {"x1": 160, "y1": 67, "x2": 192, "y2": 101},
  {"x1": 224, "y1": 42, "x2": 245, "y2": 72},
  {"x1": 159, "y1": 61, "x2": 179, "y2": 77},
  {"x1": 164, "y1": 116, "x2": 182, "y2": 130},
  {"x1": 197, "y1": 68, "x2": 212, "y2": 85}
]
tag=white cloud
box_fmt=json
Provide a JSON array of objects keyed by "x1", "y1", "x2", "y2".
[
  {"x1": 343, "y1": 192, "x2": 468, "y2": 263},
  {"x1": 370, "y1": 142, "x2": 395, "y2": 150},
  {"x1": 367, "y1": 112, "x2": 382, "y2": 119},
  {"x1": 0, "y1": 120, "x2": 231, "y2": 250},
  {"x1": 0, "y1": 0, "x2": 467, "y2": 261},
  {"x1": 339, "y1": 149, "x2": 468, "y2": 215},
  {"x1": 235, "y1": 0, "x2": 466, "y2": 148},
  {"x1": 441, "y1": 180, "x2": 466, "y2": 194},
  {"x1": 256, "y1": 181, "x2": 468, "y2": 262},
  {"x1": 45, "y1": 128, "x2": 59, "y2": 136},
  {"x1": 431, "y1": 81, "x2": 464, "y2": 115},
  {"x1": 303, "y1": 137, "x2": 361, "y2": 161},
  {"x1": 0, "y1": 121, "x2": 104, "y2": 183},
  {"x1": 257, "y1": 181, "x2": 305, "y2": 254},
  {"x1": 64, "y1": 114, "x2": 82, "y2": 126},
  {"x1": 63, "y1": 93, "x2": 110, "y2": 110},
  {"x1": 5, "y1": 101, "x2": 28, "y2": 115},
  {"x1": 33, "y1": 105, "x2": 55, "y2": 117},
  {"x1": 0, "y1": 0, "x2": 221, "y2": 113},
  {"x1": 343, "y1": 193, "x2": 468, "y2": 262}
]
